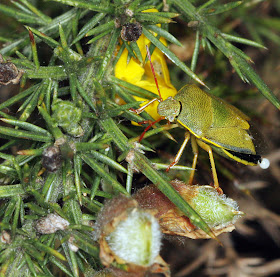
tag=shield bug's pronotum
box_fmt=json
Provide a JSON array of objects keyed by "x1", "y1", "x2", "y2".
[{"x1": 131, "y1": 46, "x2": 262, "y2": 193}]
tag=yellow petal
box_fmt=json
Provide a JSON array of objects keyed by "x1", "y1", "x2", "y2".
[{"x1": 115, "y1": 42, "x2": 144, "y2": 83}]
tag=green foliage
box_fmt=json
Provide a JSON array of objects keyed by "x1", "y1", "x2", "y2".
[{"x1": 0, "y1": 0, "x2": 279, "y2": 275}]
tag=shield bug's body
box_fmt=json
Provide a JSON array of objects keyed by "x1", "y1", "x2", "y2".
[
  {"x1": 158, "y1": 84, "x2": 260, "y2": 165},
  {"x1": 132, "y1": 47, "x2": 261, "y2": 192},
  {"x1": 157, "y1": 85, "x2": 261, "y2": 190}
]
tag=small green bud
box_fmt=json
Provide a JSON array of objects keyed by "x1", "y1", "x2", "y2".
[
  {"x1": 52, "y1": 99, "x2": 83, "y2": 137},
  {"x1": 190, "y1": 186, "x2": 243, "y2": 228}
]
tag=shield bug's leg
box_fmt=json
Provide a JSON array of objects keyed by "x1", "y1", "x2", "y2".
[
  {"x1": 166, "y1": 132, "x2": 191, "y2": 172},
  {"x1": 188, "y1": 135, "x2": 199, "y2": 185},
  {"x1": 196, "y1": 139, "x2": 223, "y2": 194},
  {"x1": 138, "y1": 120, "x2": 153, "y2": 125},
  {"x1": 130, "y1": 98, "x2": 159, "y2": 114},
  {"x1": 139, "y1": 117, "x2": 163, "y2": 142}
]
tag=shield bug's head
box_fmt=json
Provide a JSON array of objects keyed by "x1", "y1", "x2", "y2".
[{"x1": 157, "y1": 97, "x2": 180, "y2": 122}]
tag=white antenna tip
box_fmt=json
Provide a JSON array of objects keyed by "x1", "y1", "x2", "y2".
[{"x1": 258, "y1": 158, "x2": 270, "y2": 169}]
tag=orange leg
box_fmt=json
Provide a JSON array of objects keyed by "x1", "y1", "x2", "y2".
[
  {"x1": 138, "y1": 117, "x2": 163, "y2": 142},
  {"x1": 166, "y1": 132, "x2": 190, "y2": 172},
  {"x1": 137, "y1": 120, "x2": 153, "y2": 125},
  {"x1": 196, "y1": 139, "x2": 223, "y2": 194}
]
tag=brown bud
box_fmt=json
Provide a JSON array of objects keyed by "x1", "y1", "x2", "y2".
[
  {"x1": 42, "y1": 145, "x2": 62, "y2": 172},
  {"x1": 0, "y1": 54, "x2": 24, "y2": 85},
  {"x1": 121, "y1": 22, "x2": 142, "y2": 42},
  {"x1": 114, "y1": 18, "x2": 121, "y2": 28},
  {"x1": 1, "y1": 230, "x2": 11, "y2": 244},
  {"x1": 187, "y1": 21, "x2": 200, "y2": 28}
]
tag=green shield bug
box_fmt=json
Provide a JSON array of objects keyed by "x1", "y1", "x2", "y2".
[{"x1": 131, "y1": 46, "x2": 262, "y2": 193}]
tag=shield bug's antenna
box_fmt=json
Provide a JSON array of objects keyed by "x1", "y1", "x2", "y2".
[
  {"x1": 145, "y1": 45, "x2": 162, "y2": 101},
  {"x1": 129, "y1": 46, "x2": 163, "y2": 115},
  {"x1": 129, "y1": 45, "x2": 165, "y2": 142}
]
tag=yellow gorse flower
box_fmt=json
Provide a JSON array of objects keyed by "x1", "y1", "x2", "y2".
[{"x1": 115, "y1": 9, "x2": 177, "y2": 121}]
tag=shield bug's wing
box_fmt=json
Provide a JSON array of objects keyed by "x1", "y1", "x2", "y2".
[
  {"x1": 203, "y1": 94, "x2": 256, "y2": 154},
  {"x1": 211, "y1": 94, "x2": 251, "y2": 122},
  {"x1": 210, "y1": 95, "x2": 250, "y2": 129},
  {"x1": 202, "y1": 93, "x2": 261, "y2": 165},
  {"x1": 204, "y1": 126, "x2": 256, "y2": 154}
]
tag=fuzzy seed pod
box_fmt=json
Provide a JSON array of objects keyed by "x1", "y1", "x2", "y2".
[
  {"x1": 121, "y1": 22, "x2": 142, "y2": 42},
  {"x1": 133, "y1": 180, "x2": 244, "y2": 239},
  {"x1": 35, "y1": 213, "x2": 69, "y2": 234},
  {"x1": 94, "y1": 195, "x2": 170, "y2": 276},
  {"x1": 189, "y1": 185, "x2": 242, "y2": 228},
  {"x1": 107, "y1": 209, "x2": 161, "y2": 266},
  {"x1": 42, "y1": 145, "x2": 62, "y2": 172},
  {"x1": 0, "y1": 54, "x2": 24, "y2": 85}
]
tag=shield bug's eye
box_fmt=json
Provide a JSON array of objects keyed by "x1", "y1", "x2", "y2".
[{"x1": 121, "y1": 22, "x2": 142, "y2": 42}]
